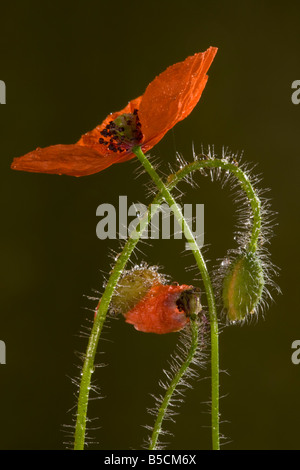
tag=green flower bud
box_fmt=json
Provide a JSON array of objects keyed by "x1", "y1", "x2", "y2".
[
  {"x1": 222, "y1": 252, "x2": 264, "y2": 321},
  {"x1": 110, "y1": 265, "x2": 164, "y2": 315}
]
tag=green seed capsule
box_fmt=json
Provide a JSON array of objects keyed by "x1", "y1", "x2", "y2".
[
  {"x1": 110, "y1": 265, "x2": 165, "y2": 315},
  {"x1": 222, "y1": 252, "x2": 264, "y2": 321}
]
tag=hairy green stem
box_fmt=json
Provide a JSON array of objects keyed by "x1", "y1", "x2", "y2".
[
  {"x1": 74, "y1": 190, "x2": 167, "y2": 449},
  {"x1": 74, "y1": 163, "x2": 207, "y2": 448},
  {"x1": 168, "y1": 158, "x2": 261, "y2": 252},
  {"x1": 149, "y1": 318, "x2": 199, "y2": 450},
  {"x1": 133, "y1": 146, "x2": 220, "y2": 450},
  {"x1": 74, "y1": 150, "x2": 261, "y2": 450},
  {"x1": 133, "y1": 151, "x2": 262, "y2": 450}
]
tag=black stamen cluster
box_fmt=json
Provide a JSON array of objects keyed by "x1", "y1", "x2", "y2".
[{"x1": 98, "y1": 109, "x2": 143, "y2": 153}]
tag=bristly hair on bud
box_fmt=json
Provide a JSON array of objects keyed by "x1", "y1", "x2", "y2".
[
  {"x1": 109, "y1": 262, "x2": 203, "y2": 334},
  {"x1": 222, "y1": 251, "x2": 264, "y2": 322},
  {"x1": 109, "y1": 262, "x2": 166, "y2": 316},
  {"x1": 193, "y1": 146, "x2": 281, "y2": 324}
]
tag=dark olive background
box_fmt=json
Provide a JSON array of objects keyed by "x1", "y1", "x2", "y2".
[{"x1": 0, "y1": 0, "x2": 299, "y2": 450}]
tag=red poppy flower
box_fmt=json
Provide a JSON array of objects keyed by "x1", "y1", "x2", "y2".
[
  {"x1": 124, "y1": 284, "x2": 201, "y2": 334},
  {"x1": 11, "y1": 47, "x2": 217, "y2": 177}
]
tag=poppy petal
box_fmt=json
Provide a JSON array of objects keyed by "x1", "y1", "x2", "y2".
[
  {"x1": 139, "y1": 46, "x2": 218, "y2": 150},
  {"x1": 11, "y1": 48, "x2": 217, "y2": 177},
  {"x1": 11, "y1": 144, "x2": 121, "y2": 176},
  {"x1": 124, "y1": 284, "x2": 192, "y2": 334}
]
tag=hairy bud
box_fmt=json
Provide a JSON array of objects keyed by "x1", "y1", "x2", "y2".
[
  {"x1": 110, "y1": 264, "x2": 202, "y2": 334},
  {"x1": 222, "y1": 252, "x2": 264, "y2": 321}
]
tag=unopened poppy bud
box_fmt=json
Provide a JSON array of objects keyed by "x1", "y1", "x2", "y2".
[
  {"x1": 222, "y1": 252, "x2": 264, "y2": 322},
  {"x1": 110, "y1": 265, "x2": 202, "y2": 334},
  {"x1": 110, "y1": 265, "x2": 164, "y2": 315}
]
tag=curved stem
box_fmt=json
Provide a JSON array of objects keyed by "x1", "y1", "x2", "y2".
[
  {"x1": 149, "y1": 318, "x2": 199, "y2": 450},
  {"x1": 168, "y1": 158, "x2": 261, "y2": 252},
  {"x1": 74, "y1": 190, "x2": 167, "y2": 449},
  {"x1": 74, "y1": 151, "x2": 261, "y2": 450},
  {"x1": 133, "y1": 146, "x2": 220, "y2": 450},
  {"x1": 133, "y1": 151, "x2": 262, "y2": 450}
]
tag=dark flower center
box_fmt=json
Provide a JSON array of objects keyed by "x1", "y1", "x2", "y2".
[
  {"x1": 176, "y1": 287, "x2": 202, "y2": 318},
  {"x1": 99, "y1": 108, "x2": 143, "y2": 153}
]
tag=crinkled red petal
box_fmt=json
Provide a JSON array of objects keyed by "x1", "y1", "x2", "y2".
[
  {"x1": 11, "y1": 48, "x2": 217, "y2": 176},
  {"x1": 11, "y1": 144, "x2": 120, "y2": 177},
  {"x1": 124, "y1": 284, "x2": 192, "y2": 334},
  {"x1": 139, "y1": 47, "x2": 218, "y2": 151}
]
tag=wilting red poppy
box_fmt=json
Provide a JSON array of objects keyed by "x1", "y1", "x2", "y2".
[
  {"x1": 11, "y1": 47, "x2": 217, "y2": 177},
  {"x1": 124, "y1": 284, "x2": 202, "y2": 334}
]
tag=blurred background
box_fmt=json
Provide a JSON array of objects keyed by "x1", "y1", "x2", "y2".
[{"x1": 0, "y1": 0, "x2": 299, "y2": 450}]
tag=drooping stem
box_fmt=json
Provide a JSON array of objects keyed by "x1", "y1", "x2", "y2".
[
  {"x1": 168, "y1": 158, "x2": 262, "y2": 253},
  {"x1": 149, "y1": 317, "x2": 199, "y2": 450},
  {"x1": 133, "y1": 146, "x2": 220, "y2": 450},
  {"x1": 133, "y1": 149, "x2": 263, "y2": 450},
  {"x1": 74, "y1": 149, "x2": 262, "y2": 451}
]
